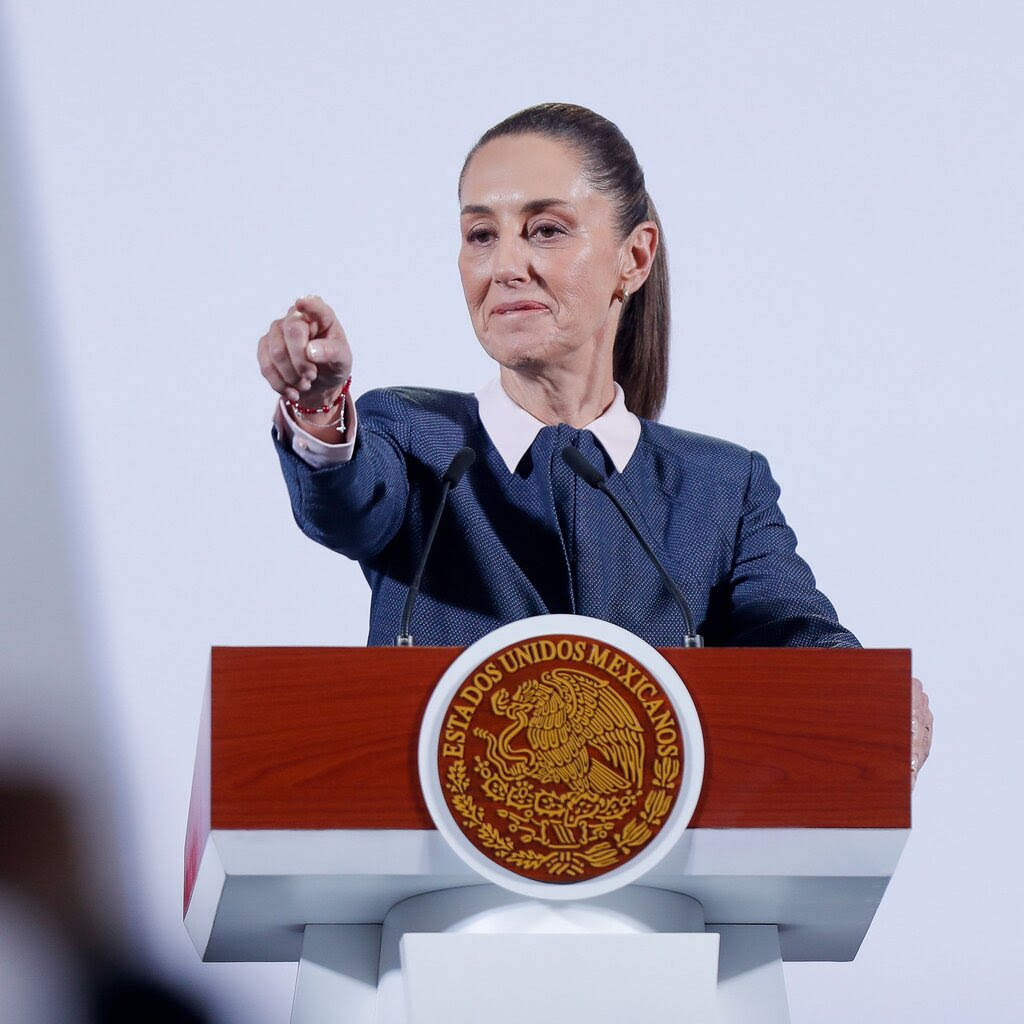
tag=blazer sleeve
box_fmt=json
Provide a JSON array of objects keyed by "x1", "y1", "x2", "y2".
[
  {"x1": 725, "y1": 451, "x2": 860, "y2": 648},
  {"x1": 273, "y1": 389, "x2": 411, "y2": 561}
]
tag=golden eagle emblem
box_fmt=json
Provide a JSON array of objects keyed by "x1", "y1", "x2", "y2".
[
  {"x1": 483, "y1": 667, "x2": 645, "y2": 796},
  {"x1": 438, "y1": 638, "x2": 683, "y2": 883}
]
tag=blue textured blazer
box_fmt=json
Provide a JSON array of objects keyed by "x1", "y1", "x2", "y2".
[{"x1": 275, "y1": 387, "x2": 859, "y2": 649}]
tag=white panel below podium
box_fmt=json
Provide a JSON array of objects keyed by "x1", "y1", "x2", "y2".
[
  {"x1": 402, "y1": 934, "x2": 721, "y2": 1024},
  {"x1": 287, "y1": 888, "x2": 792, "y2": 1024},
  {"x1": 186, "y1": 826, "x2": 908, "y2": 965}
]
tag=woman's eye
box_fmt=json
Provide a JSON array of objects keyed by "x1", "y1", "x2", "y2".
[
  {"x1": 467, "y1": 227, "x2": 494, "y2": 244},
  {"x1": 531, "y1": 223, "x2": 565, "y2": 240}
]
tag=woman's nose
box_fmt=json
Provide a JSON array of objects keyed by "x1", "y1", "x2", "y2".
[{"x1": 491, "y1": 234, "x2": 530, "y2": 284}]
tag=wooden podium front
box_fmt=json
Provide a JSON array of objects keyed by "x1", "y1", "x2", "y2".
[{"x1": 185, "y1": 645, "x2": 910, "y2": 972}]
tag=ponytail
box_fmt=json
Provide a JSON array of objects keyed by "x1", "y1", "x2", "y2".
[{"x1": 614, "y1": 198, "x2": 669, "y2": 421}]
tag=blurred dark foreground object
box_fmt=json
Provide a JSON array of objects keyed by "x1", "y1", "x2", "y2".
[
  {"x1": 91, "y1": 970, "x2": 209, "y2": 1024},
  {"x1": 1, "y1": 780, "x2": 212, "y2": 1024}
]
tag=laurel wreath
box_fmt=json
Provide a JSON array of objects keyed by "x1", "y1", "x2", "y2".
[
  {"x1": 609, "y1": 757, "x2": 678, "y2": 859},
  {"x1": 653, "y1": 754, "x2": 680, "y2": 789},
  {"x1": 444, "y1": 754, "x2": 682, "y2": 877}
]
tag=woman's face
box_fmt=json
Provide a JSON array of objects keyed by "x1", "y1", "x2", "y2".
[{"x1": 458, "y1": 134, "x2": 635, "y2": 374}]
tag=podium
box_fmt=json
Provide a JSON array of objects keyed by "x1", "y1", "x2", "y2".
[{"x1": 185, "y1": 642, "x2": 910, "y2": 1023}]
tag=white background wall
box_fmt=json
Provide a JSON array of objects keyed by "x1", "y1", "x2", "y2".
[{"x1": 1, "y1": 1, "x2": 1020, "y2": 1020}]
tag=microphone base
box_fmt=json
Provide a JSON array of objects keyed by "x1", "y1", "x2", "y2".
[{"x1": 683, "y1": 635, "x2": 705, "y2": 648}]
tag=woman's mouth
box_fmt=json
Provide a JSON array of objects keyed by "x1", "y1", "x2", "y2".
[{"x1": 492, "y1": 301, "x2": 548, "y2": 315}]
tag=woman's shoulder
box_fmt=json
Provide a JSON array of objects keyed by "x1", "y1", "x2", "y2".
[
  {"x1": 632, "y1": 420, "x2": 786, "y2": 517},
  {"x1": 353, "y1": 387, "x2": 483, "y2": 451},
  {"x1": 639, "y1": 419, "x2": 757, "y2": 480},
  {"x1": 355, "y1": 385, "x2": 478, "y2": 421}
]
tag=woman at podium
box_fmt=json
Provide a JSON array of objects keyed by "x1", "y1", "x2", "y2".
[{"x1": 258, "y1": 102, "x2": 857, "y2": 653}]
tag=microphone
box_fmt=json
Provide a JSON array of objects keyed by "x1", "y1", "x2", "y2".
[
  {"x1": 397, "y1": 447, "x2": 476, "y2": 646},
  {"x1": 561, "y1": 446, "x2": 704, "y2": 648}
]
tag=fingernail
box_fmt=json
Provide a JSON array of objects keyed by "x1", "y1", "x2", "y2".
[{"x1": 307, "y1": 343, "x2": 321, "y2": 360}]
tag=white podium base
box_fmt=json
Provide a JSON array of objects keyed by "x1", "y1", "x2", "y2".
[
  {"x1": 710, "y1": 925, "x2": 790, "y2": 1024},
  {"x1": 290, "y1": 885, "x2": 790, "y2": 1024},
  {"x1": 291, "y1": 925, "x2": 380, "y2": 1023},
  {"x1": 402, "y1": 933, "x2": 719, "y2": 1023}
]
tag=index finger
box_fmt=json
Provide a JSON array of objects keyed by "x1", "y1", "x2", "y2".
[{"x1": 295, "y1": 294, "x2": 341, "y2": 339}]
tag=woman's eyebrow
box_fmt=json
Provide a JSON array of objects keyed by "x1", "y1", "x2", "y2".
[{"x1": 460, "y1": 198, "x2": 574, "y2": 216}]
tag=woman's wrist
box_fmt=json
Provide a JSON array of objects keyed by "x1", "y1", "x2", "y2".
[
  {"x1": 286, "y1": 375, "x2": 350, "y2": 413},
  {"x1": 284, "y1": 377, "x2": 352, "y2": 438}
]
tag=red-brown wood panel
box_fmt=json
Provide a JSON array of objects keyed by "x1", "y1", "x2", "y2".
[{"x1": 207, "y1": 647, "x2": 910, "y2": 833}]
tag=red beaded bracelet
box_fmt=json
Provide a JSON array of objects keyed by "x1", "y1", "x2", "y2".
[{"x1": 285, "y1": 375, "x2": 351, "y2": 415}]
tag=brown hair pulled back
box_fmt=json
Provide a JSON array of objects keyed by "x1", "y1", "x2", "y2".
[{"x1": 460, "y1": 103, "x2": 670, "y2": 420}]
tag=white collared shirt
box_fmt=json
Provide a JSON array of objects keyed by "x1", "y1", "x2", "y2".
[
  {"x1": 473, "y1": 377, "x2": 640, "y2": 473},
  {"x1": 275, "y1": 377, "x2": 642, "y2": 472}
]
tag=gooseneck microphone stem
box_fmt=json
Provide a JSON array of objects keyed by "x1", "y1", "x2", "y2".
[
  {"x1": 397, "y1": 481, "x2": 451, "y2": 645},
  {"x1": 397, "y1": 447, "x2": 476, "y2": 646},
  {"x1": 561, "y1": 446, "x2": 703, "y2": 648}
]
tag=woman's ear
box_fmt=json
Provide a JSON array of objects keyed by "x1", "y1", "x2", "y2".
[{"x1": 619, "y1": 221, "x2": 659, "y2": 293}]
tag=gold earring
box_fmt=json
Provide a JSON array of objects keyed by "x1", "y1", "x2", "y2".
[{"x1": 620, "y1": 286, "x2": 630, "y2": 302}]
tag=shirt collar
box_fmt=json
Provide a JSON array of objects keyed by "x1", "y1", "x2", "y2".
[{"x1": 474, "y1": 377, "x2": 642, "y2": 474}]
